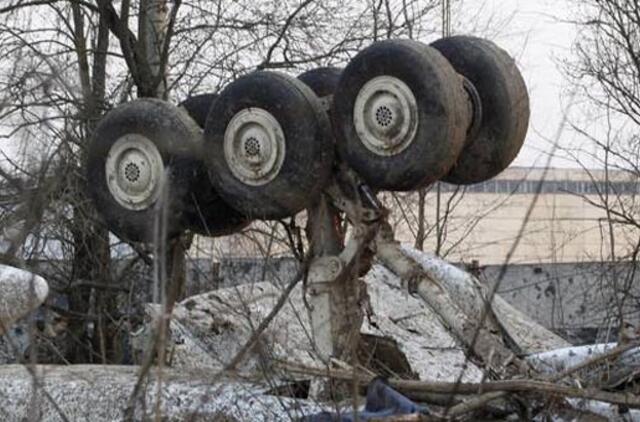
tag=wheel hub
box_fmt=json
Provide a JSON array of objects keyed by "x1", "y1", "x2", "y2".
[
  {"x1": 224, "y1": 108, "x2": 286, "y2": 186},
  {"x1": 105, "y1": 134, "x2": 164, "y2": 211},
  {"x1": 353, "y1": 75, "x2": 418, "y2": 156},
  {"x1": 461, "y1": 75, "x2": 483, "y2": 139}
]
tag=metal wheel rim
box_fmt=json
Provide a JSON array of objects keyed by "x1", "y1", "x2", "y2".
[
  {"x1": 105, "y1": 134, "x2": 164, "y2": 211},
  {"x1": 223, "y1": 108, "x2": 286, "y2": 186},
  {"x1": 353, "y1": 75, "x2": 418, "y2": 156}
]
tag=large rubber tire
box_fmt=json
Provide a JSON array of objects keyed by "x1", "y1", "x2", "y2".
[
  {"x1": 179, "y1": 94, "x2": 250, "y2": 236},
  {"x1": 179, "y1": 94, "x2": 216, "y2": 128},
  {"x1": 204, "y1": 71, "x2": 334, "y2": 219},
  {"x1": 87, "y1": 99, "x2": 201, "y2": 242},
  {"x1": 298, "y1": 67, "x2": 342, "y2": 120},
  {"x1": 332, "y1": 39, "x2": 468, "y2": 191},
  {"x1": 431, "y1": 36, "x2": 530, "y2": 184},
  {"x1": 298, "y1": 67, "x2": 342, "y2": 98}
]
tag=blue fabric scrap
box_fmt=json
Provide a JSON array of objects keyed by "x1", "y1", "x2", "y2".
[{"x1": 304, "y1": 377, "x2": 429, "y2": 421}]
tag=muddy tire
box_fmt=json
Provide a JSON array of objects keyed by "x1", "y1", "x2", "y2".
[
  {"x1": 298, "y1": 67, "x2": 342, "y2": 123},
  {"x1": 87, "y1": 99, "x2": 201, "y2": 242},
  {"x1": 431, "y1": 36, "x2": 530, "y2": 184},
  {"x1": 332, "y1": 39, "x2": 468, "y2": 191},
  {"x1": 179, "y1": 94, "x2": 250, "y2": 236},
  {"x1": 204, "y1": 71, "x2": 334, "y2": 219},
  {"x1": 298, "y1": 67, "x2": 342, "y2": 103},
  {"x1": 179, "y1": 94, "x2": 217, "y2": 128}
]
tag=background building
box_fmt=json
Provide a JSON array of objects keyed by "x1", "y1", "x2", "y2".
[
  {"x1": 192, "y1": 166, "x2": 640, "y2": 266},
  {"x1": 389, "y1": 167, "x2": 640, "y2": 265}
]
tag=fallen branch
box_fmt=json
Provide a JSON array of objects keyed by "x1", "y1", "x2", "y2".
[
  {"x1": 448, "y1": 341, "x2": 640, "y2": 416},
  {"x1": 536, "y1": 340, "x2": 640, "y2": 384},
  {"x1": 279, "y1": 362, "x2": 640, "y2": 410}
]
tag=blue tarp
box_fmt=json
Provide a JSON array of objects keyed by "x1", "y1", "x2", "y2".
[{"x1": 305, "y1": 377, "x2": 429, "y2": 421}]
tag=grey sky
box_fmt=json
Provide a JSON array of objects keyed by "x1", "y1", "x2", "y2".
[
  {"x1": 0, "y1": 0, "x2": 592, "y2": 171},
  {"x1": 455, "y1": 0, "x2": 581, "y2": 168}
]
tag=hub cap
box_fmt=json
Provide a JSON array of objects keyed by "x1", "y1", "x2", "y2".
[
  {"x1": 223, "y1": 108, "x2": 286, "y2": 186},
  {"x1": 353, "y1": 75, "x2": 418, "y2": 156},
  {"x1": 105, "y1": 134, "x2": 164, "y2": 211}
]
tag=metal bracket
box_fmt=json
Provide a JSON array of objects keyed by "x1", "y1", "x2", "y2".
[
  {"x1": 324, "y1": 165, "x2": 384, "y2": 225},
  {"x1": 318, "y1": 95, "x2": 333, "y2": 113},
  {"x1": 305, "y1": 167, "x2": 385, "y2": 362},
  {"x1": 307, "y1": 256, "x2": 344, "y2": 360}
]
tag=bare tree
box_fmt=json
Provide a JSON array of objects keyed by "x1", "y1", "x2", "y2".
[
  {"x1": 0, "y1": 0, "x2": 444, "y2": 364},
  {"x1": 563, "y1": 0, "x2": 640, "y2": 340}
]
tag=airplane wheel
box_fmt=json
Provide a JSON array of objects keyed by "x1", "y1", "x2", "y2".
[
  {"x1": 298, "y1": 67, "x2": 342, "y2": 97},
  {"x1": 87, "y1": 99, "x2": 200, "y2": 242},
  {"x1": 431, "y1": 36, "x2": 530, "y2": 184},
  {"x1": 204, "y1": 71, "x2": 334, "y2": 219},
  {"x1": 332, "y1": 39, "x2": 468, "y2": 191},
  {"x1": 179, "y1": 94, "x2": 250, "y2": 236}
]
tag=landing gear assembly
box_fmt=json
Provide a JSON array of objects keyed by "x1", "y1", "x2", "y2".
[{"x1": 87, "y1": 36, "x2": 529, "y2": 241}]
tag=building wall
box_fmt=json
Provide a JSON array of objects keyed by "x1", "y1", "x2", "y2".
[
  {"x1": 190, "y1": 166, "x2": 640, "y2": 265},
  {"x1": 391, "y1": 191, "x2": 631, "y2": 265},
  {"x1": 481, "y1": 261, "x2": 640, "y2": 343}
]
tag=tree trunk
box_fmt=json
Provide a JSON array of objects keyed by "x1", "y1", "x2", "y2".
[
  {"x1": 139, "y1": 0, "x2": 189, "y2": 308},
  {"x1": 67, "y1": 2, "x2": 112, "y2": 363},
  {"x1": 140, "y1": 0, "x2": 169, "y2": 98}
]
